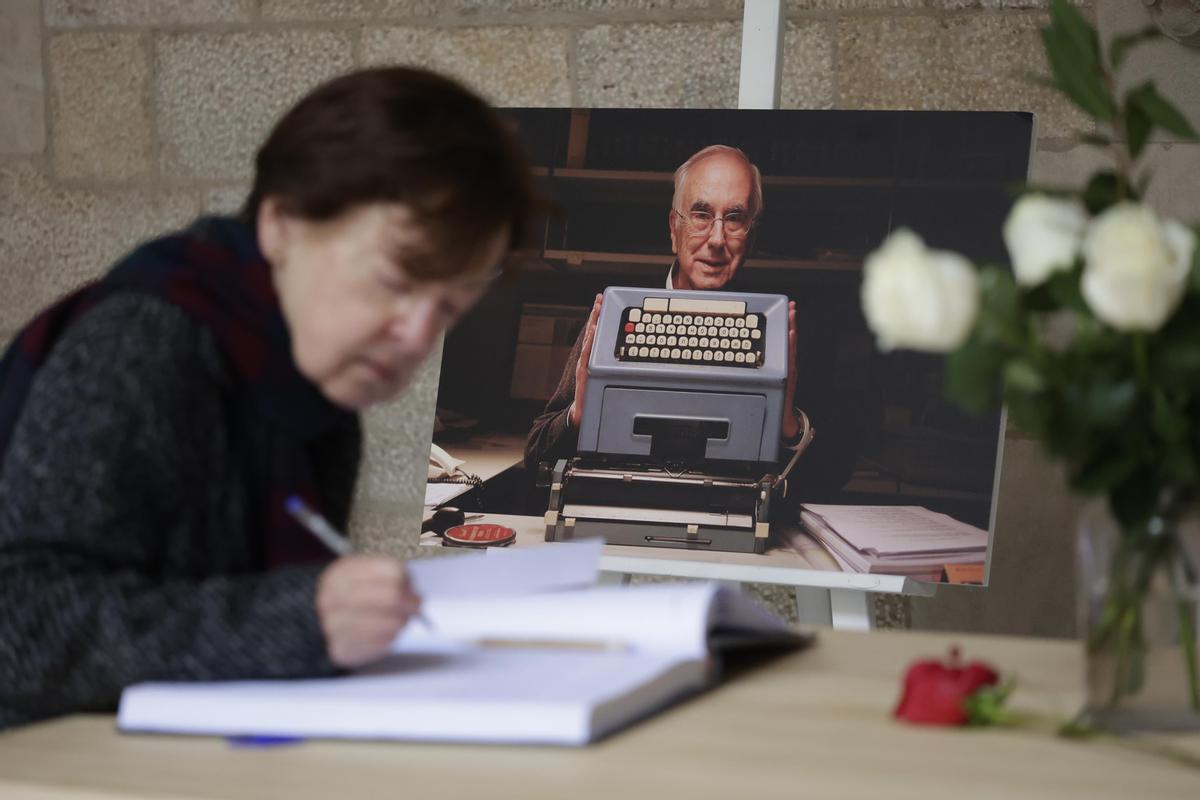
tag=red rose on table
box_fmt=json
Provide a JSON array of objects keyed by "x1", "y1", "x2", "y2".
[{"x1": 894, "y1": 647, "x2": 1005, "y2": 726}]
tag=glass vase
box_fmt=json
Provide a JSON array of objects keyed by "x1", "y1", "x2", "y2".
[{"x1": 1076, "y1": 503, "x2": 1200, "y2": 732}]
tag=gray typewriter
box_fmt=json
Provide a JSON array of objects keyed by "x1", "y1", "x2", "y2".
[{"x1": 544, "y1": 286, "x2": 794, "y2": 554}]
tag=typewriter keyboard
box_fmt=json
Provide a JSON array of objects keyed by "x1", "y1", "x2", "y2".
[{"x1": 613, "y1": 297, "x2": 765, "y2": 368}]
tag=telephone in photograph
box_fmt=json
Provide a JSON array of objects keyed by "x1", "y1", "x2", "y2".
[
  {"x1": 428, "y1": 443, "x2": 467, "y2": 482},
  {"x1": 428, "y1": 443, "x2": 485, "y2": 490}
]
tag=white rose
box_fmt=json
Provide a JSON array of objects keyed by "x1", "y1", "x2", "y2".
[
  {"x1": 1081, "y1": 203, "x2": 1196, "y2": 332},
  {"x1": 861, "y1": 229, "x2": 980, "y2": 352},
  {"x1": 1003, "y1": 194, "x2": 1087, "y2": 286}
]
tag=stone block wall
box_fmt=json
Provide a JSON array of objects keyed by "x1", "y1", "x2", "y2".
[{"x1": 3, "y1": 0, "x2": 1196, "y2": 636}]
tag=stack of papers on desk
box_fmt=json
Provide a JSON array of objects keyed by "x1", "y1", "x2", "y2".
[
  {"x1": 118, "y1": 540, "x2": 809, "y2": 746},
  {"x1": 800, "y1": 504, "x2": 987, "y2": 580}
]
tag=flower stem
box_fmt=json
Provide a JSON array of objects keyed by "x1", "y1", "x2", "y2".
[
  {"x1": 1098, "y1": 59, "x2": 1134, "y2": 193},
  {"x1": 1133, "y1": 334, "x2": 1150, "y2": 390},
  {"x1": 1061, "y1": 712, "x2": 1200, "y2": 771},
  {"x1": 1168, "y1": 559, "x2": 1200, "y2": 711}
]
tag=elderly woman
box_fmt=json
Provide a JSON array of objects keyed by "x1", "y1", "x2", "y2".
[{"x1": 0, "y1": 67, "x2": 538, "y2": 729}]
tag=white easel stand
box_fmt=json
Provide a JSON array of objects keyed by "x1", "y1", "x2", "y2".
[{"x1": 738, "y1": 0, "x2": 785, "y2": 111}]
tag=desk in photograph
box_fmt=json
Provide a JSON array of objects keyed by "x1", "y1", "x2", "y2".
[
  {"x1": 424, "y1": 433, "x2": 940, "y2": 631},
  {"x1": 1, "y1": 630, "x2": 1197, "y2": 800},
  {"x1": 420, "y1": 513, "x2": 935, "y2": 630}
]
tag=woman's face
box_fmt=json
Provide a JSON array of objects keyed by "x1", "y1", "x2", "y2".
[{"x1": 260, "y1": 200, "x2": 507, "y2": 410}]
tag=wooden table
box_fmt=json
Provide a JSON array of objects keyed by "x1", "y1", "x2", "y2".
[{"x1": 2, "y1": 630, "x2": 1197, "y2": 799}]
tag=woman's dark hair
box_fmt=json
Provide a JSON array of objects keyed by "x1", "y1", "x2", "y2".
[{"x1": 243, "y1": 67, "x2": 542, "y2": 280}]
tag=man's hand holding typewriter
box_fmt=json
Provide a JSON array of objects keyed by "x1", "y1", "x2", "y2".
[
  {"x1": 568, "y1": 292, "x2": 603, "y2": 429},
  {"x1": 781, "y1": 300, "x2": 801, "y2": 441}
]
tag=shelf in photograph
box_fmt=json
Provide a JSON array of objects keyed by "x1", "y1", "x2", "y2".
[
  {"x1": 765, "y1": 175, "x2": 1001, "y2": 190},
  {"x1": 541, "y1": 249, "x2": 862, "y2": 273},
  {"x1": 548, "y1": 168, "x2": 1004, "y2": 190},
  {"x1": 552, "y1": 168, "x2": 674, "y2": 182}
]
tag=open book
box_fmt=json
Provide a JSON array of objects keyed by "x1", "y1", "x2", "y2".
[{"x1": 118, "y1": 543, "x2": 810, "y2": 746}]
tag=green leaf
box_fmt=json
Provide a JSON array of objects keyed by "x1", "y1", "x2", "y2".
[
  {"x1": 1110, "y1": 468, "x2": 1161, "y2": 529},
  {"x1": 1109, "y1": 25, "x2": 1161, "y2": 70},
  {"x1": 1163, "y1": 444, "x2": 1200, "y2": 484},
  {"x1": 1082, "y1": 171, "x2": 1128, "y2": 214},
  {"x1": 1158, "y1": 339, "x2": 1200, "y2": 382},
  {"x1": 1004, "y1": 359, "x2": 1046, "y2": 394},
  {"x1": 1125, "y1": 101, "x2": 1153, "y2": 160},
  {"x1": 1041, "y1": 413, "x2": 1084, "y2": 459},
  {"x1": 1022, "y1": 281, "x2": 1058, "y2": 313},
  {"x1": 1151, "y1": 389, "x2": 1189, "y2": 441},
  {"x1": 1050, "y1": 0, "x2": 1101, "y2": 67},
  {"x1": 945, "y1": 334, "x2": 1005, "y2": 414},
  {"x1": 1071, "y1": 451, "x2": 1138, "y2": 494},
  {"x1": 1083, "y1": 379, "x2": 1139, "y2": 426},
  {"x1": 1041, "y1": 29, "x2": 1118, "y2": 122},
  {"x1": 1045, "y1": 267, "x2": 1087, "y2": 314},
  {"x1": 1043, "y1": 0, "x2": 1117, "y2": 121},
  {"x1": 1065, "y1": 320, "x2": 1125, "y2": 369},
  {"x1": 1020, "y1": 264, "x2": 1084, "y2": 314},
  {"x1": 1156, "y1": 308, "x2": 1200, "y2": 384},
  {"x1": 1126, "y1": 82, "x2": 1200, "y2": 141},
  {"x1": 976, "y1": 267, "x2": 1023, "y2": 340},
  {"x1": 964, "y1": 679, "x2": 1017, "y2": 727}
]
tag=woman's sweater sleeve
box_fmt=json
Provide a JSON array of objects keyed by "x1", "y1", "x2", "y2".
[{"x1": 0, "y1": 294, "x2": 337, "y2": 729}]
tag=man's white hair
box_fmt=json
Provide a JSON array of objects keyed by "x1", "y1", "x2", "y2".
[{"x1": 671, "y1": 144, "x2": 764, "y2": 219}]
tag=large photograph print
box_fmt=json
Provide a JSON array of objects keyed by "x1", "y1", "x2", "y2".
[{"x1": 426, "y1": 108, "x2": 1032, "y2": 585}]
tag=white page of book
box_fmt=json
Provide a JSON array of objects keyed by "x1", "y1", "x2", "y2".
[
  {"x1": 396, "y1": 583, "x2": 723, "y2": 659},
  {"x1": 801, "y1": 505, "x2": 987, "y2": 555},
  {"x1": 395, "y1": 582, "x2": 795, "y2": 659}
]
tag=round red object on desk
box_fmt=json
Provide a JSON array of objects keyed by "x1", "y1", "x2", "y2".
[{"x1": 442, "y1": 523, "x2": 516, "y2": 548}]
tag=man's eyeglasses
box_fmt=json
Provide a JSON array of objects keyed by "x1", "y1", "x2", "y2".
[{"x1": 672, "y1": 208, "x2": 755, "y2": 238}]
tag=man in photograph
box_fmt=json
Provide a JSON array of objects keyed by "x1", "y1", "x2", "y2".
[{"x1": 523, "y1": 144, "x2": 811, "y2": 478}]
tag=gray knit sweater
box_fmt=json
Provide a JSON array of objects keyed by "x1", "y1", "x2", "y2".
[{"x1": 0, "y1": 293, "x2": 355, "y2": 730}]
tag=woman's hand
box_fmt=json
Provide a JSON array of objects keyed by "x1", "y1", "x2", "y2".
[{"x1": 316, "y1": 554, "x2": 421, "y2": 668}]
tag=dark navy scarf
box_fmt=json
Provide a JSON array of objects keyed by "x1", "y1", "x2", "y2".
[{"x1": 0, "y1": 216, "x2": 359, "y2": 567}]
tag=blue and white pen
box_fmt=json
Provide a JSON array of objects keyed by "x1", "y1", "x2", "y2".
[
  {"x1": 284, "y1": 495, "x2": 435, "y2": 630},
  {"x1": 284, "y1": 496, "x2": 351, "y2": 556}
]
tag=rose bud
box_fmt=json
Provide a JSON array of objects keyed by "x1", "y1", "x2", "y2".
[{"x1": 894, "y1": 646, "x2": 1000, "y2": 726}]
